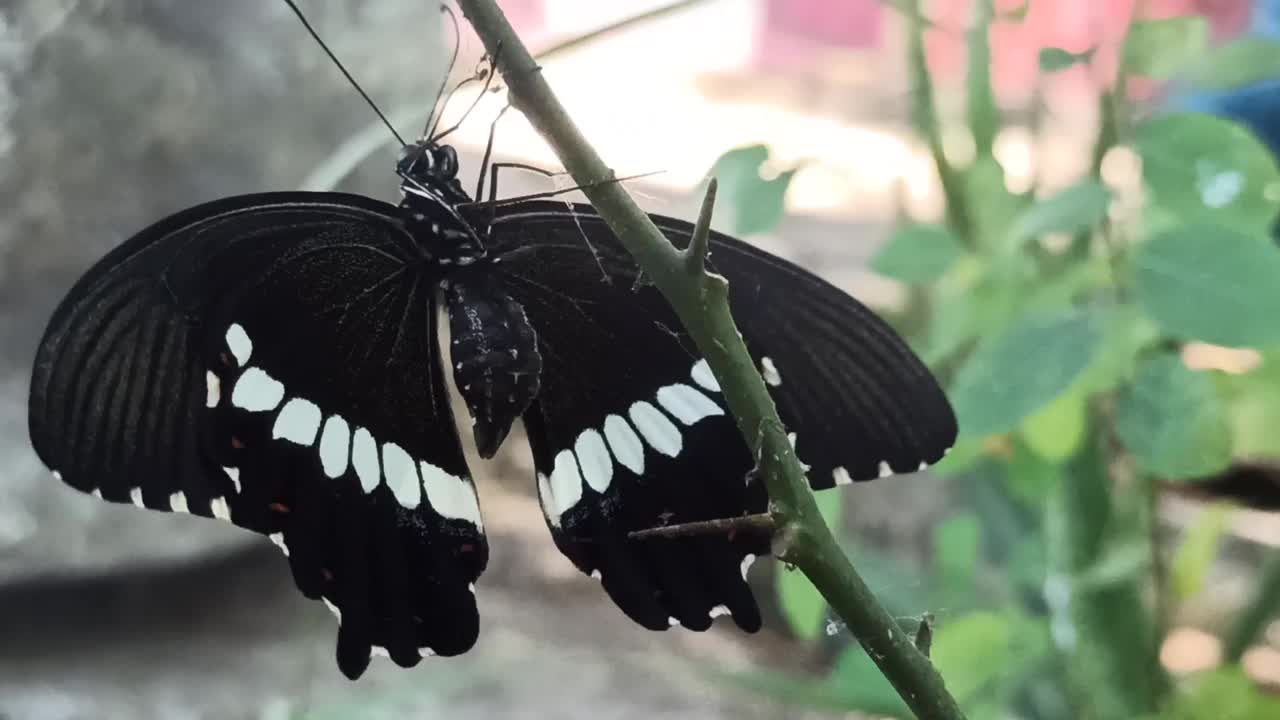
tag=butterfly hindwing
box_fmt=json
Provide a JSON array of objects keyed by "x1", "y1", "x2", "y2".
[
  {"x1": 29, "y1": 192, "x2": 486, "y2": 677},
  {"x1": 472, "y1": 201, "x2": 955, "y2": 631}
]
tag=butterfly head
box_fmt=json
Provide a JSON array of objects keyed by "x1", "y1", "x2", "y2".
[{"x1": 397, "y1": 141, "x2": 471, "y2": 205}]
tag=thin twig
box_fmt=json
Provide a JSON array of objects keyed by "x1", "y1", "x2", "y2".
[
  {"x1": 453, "y1": 3, "x2": 967, "y2": 718},
  {"x1": 629, "y1": 512, "x2": 775, "y2": 540}
]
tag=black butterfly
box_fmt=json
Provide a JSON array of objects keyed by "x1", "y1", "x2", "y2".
[{"x1": 26, "y1": 28, "x2": 956, "y2": 683}]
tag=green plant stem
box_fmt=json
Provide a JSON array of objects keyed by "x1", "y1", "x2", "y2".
[
  {"x1": 965, "y1": 0, "x2": 998, "y2": 159},
  {"x1": 1056, "y1": 421, "x2": 1164, "y2": 719},
  {"x1": 1224, "y1": 548, "x2": 1280, "y2": 663},
  {"x1": 453, "y1": 2, "x2": 966, "y2": 718},
  {"x1": 903, "y1": 0, "x2": 974, "y2": 248}
]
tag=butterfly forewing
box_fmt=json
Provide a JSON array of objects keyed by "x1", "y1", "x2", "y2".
[{"x1": 29, "y1": 192, "x2": 486, "y2": 678}]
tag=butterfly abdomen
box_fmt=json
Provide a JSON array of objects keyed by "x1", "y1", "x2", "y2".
[{"x1": 444, "y1": 270, "x2": 542, "y2": 458}]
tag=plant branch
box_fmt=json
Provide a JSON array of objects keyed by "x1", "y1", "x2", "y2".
[
  {"x1": 1224, "y1": 548, "x2": 1280, "y2": 663},
  {"x1": 629, "y1": 512, "x2": 775, "y2": 540},
  {"x1": 902, "y1": 0, "x2": 974, "y2": 248},
  {"x1": 454, "y1": 2, "x2": 965, "y2": 717}
]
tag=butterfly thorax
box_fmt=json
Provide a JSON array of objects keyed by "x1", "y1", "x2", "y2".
[{"x1": 396, "y1": 141, "x2": 485, "y2": 265}]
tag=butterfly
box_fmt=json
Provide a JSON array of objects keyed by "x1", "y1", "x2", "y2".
[{"x1": 25, "y1": 9, "x2": 957, "y2": 682}]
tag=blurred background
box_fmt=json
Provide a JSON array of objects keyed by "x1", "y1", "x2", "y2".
[{"x1": 2, "y1": 0, "x2": 1280, "y2": 718}]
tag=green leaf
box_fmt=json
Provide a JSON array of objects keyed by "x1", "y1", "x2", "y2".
[
  {"x1": 1072, "y1": 541, "x2": 1150, "y2": 591},
  {"x1": 1021, "y1": 384, "x2": 1087, "y2": 461},
  {"x1": 871, "y1": 225, "x2": 964, "y2": 283},
  {"x1": 950, "y1": 307, "x2": 1104, "y2": 438},
  {"x1": 1170, "y1": 504, "x2": 1229, "y2": 600},
  {"x1": 1038, "y1": 47, "x2": 1089, "y2": 73},
  {"x1": 1123, "y1": 16, "x2": 1208, "y2": 79},
  {"x1": 1007, "y1": 179, "x2": 1110, "y2": 248},
  {"x1": 1006, "y1": 440, "x2": 1062, "y2": 509},
  {"x1": 933, "y1": 513, "x2": 981, "y2": 580},
  {"x1": 931, "y1": 612, "x2": 1051, "y2": 705},
  {"x1": 1221, "y1": 355, "x2": 1280, "y2": 456},
  {"x1": 710, "y1": 144, "x2": 798, "y2": 236},
  {"x1": 1115, "y1": 352, "x2": 1231, "y2": 480},
  {"x1": 1184, "y1": 37, "x2": 1280, "y2": 91},
  {"x1": 1076, "y1": 303, "x2": 1160, "y2": 393},
  {"x1": 963, "y1": 154, "x2": 1026, "y2": 249},
  {"x1": 1164, "y1": 668, "x2": 1280, "y2": 720},
  {"x1": 829, "y1": 649, "x2": 912, "y2": 717},
  {"x1": 1132, "y1": 223, "x2": 1280, "y2": 347},
  {"x1": 776, "y1": 567, "x2": 825, "y2": 641},
  {"x1": 1135, "y1": 113, "x2": 1280, "y2": 233}
]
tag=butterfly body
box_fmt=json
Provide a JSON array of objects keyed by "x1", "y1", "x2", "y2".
[{"x1": 29, "y1": 133, "x2": 957, "y2": 679}]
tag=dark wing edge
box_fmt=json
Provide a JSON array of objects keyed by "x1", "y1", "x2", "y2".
[{"x1": 28, "y1": 192, "x2": 486, "y2": 678}]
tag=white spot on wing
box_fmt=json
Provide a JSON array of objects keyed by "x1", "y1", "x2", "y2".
[
  {"x1": 740, "y1": 553, "x2": 757, "y2": 580},
  {"x1": 129, "y1": 487, "x2": 143, "y2": 507},
  {"x1": 549, "y1": 449, "x2": 584, "y2": 519},
  {"x1": 226, "y1": 324, "x2": 253, "y2": 366},
  {"x1": 537, "y1": 472, "x2": 559, "y2": 527},
  {"x1": 209, "y1": 497, "x2": 231, "y2": 520},
  {"x1": 321, "y1": 597, "x2": 340, "y2": 619},
  {"x1": 381, "y1": 442, "x2": 422, "y2": 509},
  {"x1": 628, "y1": 401, "x2": 682, "y2": 458},
  {"x1": 690, "y1": 359, "x2": 720, "y2": 392},
  {"x1": 590, "y1": 569, "x2": 603, "y2": 581},
  {"x1": 918, "y1": 461, "x2": 929, "y2": 472},
  {"x1": 169, "y1": 492, "x2": 189, "y2": 513},
  {"x1": 668, "y1": 617, "x2": 681, "y2": 627},
  {"x1": 231, "y1": 367, "x2": 284, "y2": 412},
  {"x1": 419, "y1": 647, "x2": 435, "y2": 658},
  {"x1": 270, "y1": 532, "x2": 289, "y2": 556},
  {"x1": 761, "y1": 357, "x2": 782, "y2": 386},
  {"x1": 833, "y1": 466, "x2": 853, "y2": 486},
  {"x1": 223, "y1": 466, "x2": 241, "y2": 494},
  {"x1": 603, "y1": 414, "x2": 644, "y2": 475},
  {"x1": 877, "y1": 461, "x2": 893, "y2": 479},
  {"x1": 52, "y1": 470, "x2": 63, "y2": 482},
  {"x1": 710, "y1": 604, "x2": 731, "y2": 618},
  {"x1": 352, "y1": 427, "x2": 380, "y2": 493},
  {"x1": 371, "y1": 646, "x2": 390, "y2": 659},
  {"x1": 656, "y1": 383, "x2": 723, "y2": 426},
  {"x1": 574, "y1": 429, "x2": 613, "y2": 493},
  {"x1": 90, "y1": 488, "x2": 102, "y2": 499},
  {"x1": 273, "y1": 398, "x2": 322, "y2": 445},
  {"x1": 420, "y1": 461, "x2": 482, "y2": 527},
  {"x1": 205, "y1": 371, "x2": 221, "y2": 408},
  {"x1": 318, "y1": 415, "x2": 351, "y2": 479}
]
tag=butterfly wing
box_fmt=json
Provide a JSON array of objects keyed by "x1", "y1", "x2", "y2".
[
  {"x1": 470, "y1": 201, "x2": 955, "y2": 632},
  {"x1": 29, "y1": 192, "x2": 485, "y2": 677}
]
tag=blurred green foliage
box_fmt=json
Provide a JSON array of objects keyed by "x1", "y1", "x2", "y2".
[{"x1": 712, "y1": 2, "x2": 1280, "y2": 718}]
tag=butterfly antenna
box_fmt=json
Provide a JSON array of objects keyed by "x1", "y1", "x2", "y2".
[
  {"x1": 428, "y1": 45, "x2": 502, "y2": 145},
  {"x1": 424, "y1": 69, "x2": 484, "y2": 142},
  {"x1": 282, "y1": 0, "x2": 406, "y2": 147},
  {"x1": 421, "y1": 4, "x2": 464, "y2": 140}
]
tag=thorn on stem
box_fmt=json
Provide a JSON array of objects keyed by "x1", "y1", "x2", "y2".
[
  {"x1": 685, "y1": 177, "x2": 717, "y2": 275},
  {"x1": 914, "y1": 612, "x2": 935, "y2": 657}
]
